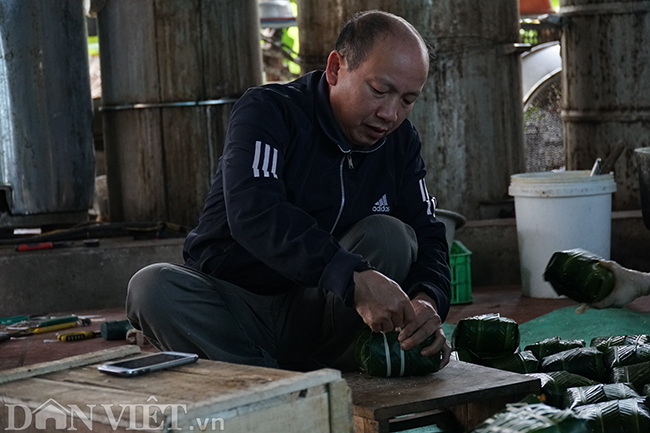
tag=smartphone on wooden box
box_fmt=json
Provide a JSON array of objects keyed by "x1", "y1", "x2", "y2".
[{"x1": 97, "y1": 351, "x2": 199, "y2": 377}]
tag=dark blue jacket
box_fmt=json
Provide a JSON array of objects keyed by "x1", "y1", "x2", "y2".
[{"x1": 183, "y1": 71, "x2": 451, "y2": 320}]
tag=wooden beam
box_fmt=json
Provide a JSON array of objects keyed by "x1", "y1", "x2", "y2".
[{"x1": 0, "y1": 346, "x2": 140, "y2": 385}]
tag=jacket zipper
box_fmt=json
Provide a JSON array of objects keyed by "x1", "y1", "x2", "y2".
[
  {"x1": 330, "y1": 138, "x2": 386, "y2": 234},
  {"x1": 330, "y1": 155, "x2": 347, "y2": 234}
]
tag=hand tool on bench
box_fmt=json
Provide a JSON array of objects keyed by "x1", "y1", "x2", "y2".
[
  {"x1": 0, "y1": 322, "x2": 79, "y2": 343},
  {"x1": 14, "y1": 241, "x2": 74, "y2": 252},
  {"x1": 57, "y1": 330, "x2": 101, "y2": 342},
  {"x1": 0, "y1": 313, "x2": 47, "y2": 325},
  {"x1": 6, "y1": 315, "x2": 78, "y2": 330}
]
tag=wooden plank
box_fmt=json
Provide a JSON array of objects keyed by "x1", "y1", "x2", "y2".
[
  {"x1": 448, "y1": 393, "x2": 529, "y2": 433},
  {"x1": 0, "y1": 371, "x2": 317, "y2": 432},
  {"x1": 0, "y1": 346, "x2": 140, "y2": 385},
  {"x1": 0, "y1": 384, "x2": 329, "y2": 433},
  {"x1": 182, "y1": 368, "x2": 343, "y2": 419},
  {"x1": 0, "y1": 357, "x2": 347, "y2": 433},
  {"x1": 160, "y1": 106, "x2": 211, "y2": 227},
  {"x1": 388, "y1": 409, "x2": 456, "y2": 432},
  {"x1": 353, "y1": 416, "x2": 387, "y2": 433},
  {"x1": 172, "y1": 358, "x2": 297, "y2": 379},
  {"x1": 153, "y1": 0, "x2": 203, "y2": 101},
  {"x1": 344, "y1": 360, "x2": 541, "y2": 421},
  {"x1": 97, "y1": 0, "x2": 160, "y2": 104},
  {"x1": 0, "y1": 402, "x2": 131, "y2": 433},
  {"x1": 200, "y1": 0, "x2": 262, "y2": 97},
  {"x1": 327, "y1": 378, "x2": 353, "y2": 433},
  {"x1": 178, "y1": 392, "x2": 331, "y2": 433},
  {"x1": 103, "y1": 109, "x2": 166, "y2": 222},
  {"x1": 40, "y1": 359, "x2": 300, "y2": 402},
  {"x1": 2, "y1": 363, "x2": 341, "y2": 429},
  {"x1": 0, "y1": 375, "x2": 187, "y2": 432}
]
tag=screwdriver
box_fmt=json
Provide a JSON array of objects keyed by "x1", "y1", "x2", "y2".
[
  {"x1": 15, "y1": 241, "x2": 74, "y2": 252},
  {"x1": 31, "y1": 322, "x2": 78, "y2": 334},
  {"x1": 57, "y1": 331, "x2": 101, "y2": 342}
]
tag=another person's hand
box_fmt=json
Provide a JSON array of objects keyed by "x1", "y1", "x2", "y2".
[
  {"x1": 353, "y1": 270, "x2": 416, "y2": 332},
  {"x1": 591, "y1": 260, "x2": 650, "y2": 309},
  {"x1": 397, "y1": 292, "x2": 451, "y2": 368}
]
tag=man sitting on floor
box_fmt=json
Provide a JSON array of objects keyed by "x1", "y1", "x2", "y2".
[{"x1": 126, "y1": 10, "x2": 452, "y2": 372}]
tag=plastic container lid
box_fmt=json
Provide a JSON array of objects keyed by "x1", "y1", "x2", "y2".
[{"x1": 509, "y1": 170, "x2": 617, "y2": 198}]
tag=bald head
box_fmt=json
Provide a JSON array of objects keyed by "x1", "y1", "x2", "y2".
[
  {"x1": 335, "y1": 10, "x2": 432, "y2": 71},
  {"x1": 326, "y1": 11, "x2": 430, "y2": 146}
]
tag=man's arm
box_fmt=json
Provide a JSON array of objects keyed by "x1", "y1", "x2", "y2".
[
  {"x1": 353, "y1": 269, "x2": 416, "y2": 332},
  {"x1": 368, "y1": 127, "x2": 451, "y2": 365},
  {"x1": 395, "y1": 133, "x2": 451, "y2": 321},
  {"x1": 352, "y1": 270, "x2": 451, "y2": 367},
  {"x1": 401, "y1": 291, "x2": 451, "y2": 367},
  {"x1": 222, "y1": 89, "x2": 362, "y2": 300}
]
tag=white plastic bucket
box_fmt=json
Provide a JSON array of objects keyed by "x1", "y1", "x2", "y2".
[{"x1": 508, "y1": 170, "x2": 617, "y2": 298}]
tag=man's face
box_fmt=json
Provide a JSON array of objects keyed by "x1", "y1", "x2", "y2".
[{"x1": 327, "y1": 34, "x2": 429, "y2": 146}]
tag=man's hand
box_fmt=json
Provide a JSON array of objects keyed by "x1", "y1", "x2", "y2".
[
  {"x1": 397, "y1": 293, "x2": 451, "y2": 368},
  {"x1": 353, "y1": 271, "x2": 451, "y2": 368},
  {"x1": 591, "y1": 260, "x2": 650, "y2": 309},
  {"x1": 353, "y1": 270, "x2": 416, "y2": 332}
]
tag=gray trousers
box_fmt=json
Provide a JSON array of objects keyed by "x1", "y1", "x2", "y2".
[{"x1": 126, "y1": 215, "x2": 417, "y2": 371}]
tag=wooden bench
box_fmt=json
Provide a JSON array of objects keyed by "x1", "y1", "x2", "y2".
[
  {"x1": 0, "y1": 347, "x2": 353, "y2": 433},
  {"x1": 344, "y1": 360, "x2": 541, "y2": 433}
]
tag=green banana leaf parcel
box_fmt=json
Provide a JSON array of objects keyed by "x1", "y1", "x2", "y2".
[
  {"x1": 452, "y1": 313, "x2": 520, "y2": 357},
  {"x1": 543, "y1": 248, "x2": 615, "y2": 303},
  {"x1": 354, "y1": 329, "x2": 442, "y2": 377}
]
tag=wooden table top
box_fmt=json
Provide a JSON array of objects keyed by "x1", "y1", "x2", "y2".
[
  {"x1": 343, "y1": 360, "x2": 541, "y2": 421},
  {"x1": 0, "y1": 348, "x2": 352, "y2": 433}
]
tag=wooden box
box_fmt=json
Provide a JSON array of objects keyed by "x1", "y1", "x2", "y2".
[
  {"x1": 0, "y1": 347, "x2": 353, "y2": 433},
  {"x1": 345, "y1": 360, "x2": 541, "y2": 433}
]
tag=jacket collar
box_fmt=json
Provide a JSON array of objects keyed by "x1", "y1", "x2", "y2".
[{"x1": 314, "y1": 71, "x2": 386, "y2": 153}]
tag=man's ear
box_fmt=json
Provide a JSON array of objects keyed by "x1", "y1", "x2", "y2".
[{"x1": 325, "y1": 50, "x2": 343, "y2": 86}]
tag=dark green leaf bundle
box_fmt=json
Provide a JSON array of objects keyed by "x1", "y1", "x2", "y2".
[
  {"x1": 452, "y1": 313, "x2": 520, "y2": 357},
  {"x1": 541, "y1": 347, "x2": 606, "y2": 382},
  {"x1": 610, "y1": 361, "x2": 650, "y2": 392},
  {"x1": 591, "y1": 334, "x2": 650, "y2": 352},
  {"x1": 562, "y1": 383, "x2": 639, "y2": 409},
  {"x1": 525, "y1": 337, "x2": 586, "y2": 360},
  {"x1": 644, "y1": 383, "x2": 650, "y2": 397},
  {"x1": 470, "y1": 402, "x2": 590, "y2": 433},
  {"x1": 543, "y1": 249, "x2": 615, "y2": 303},
  {"x1": 527, "y1": 371, "x2": 597, "y2": 408},
  {"x1": 604, "y1": 344, "x2": 650, "y2": 370},
  {"x1": 455, "y1": 348, "x2": 481, "y2": 364},
  {"x1": 480, "y1": 350, "x2": 539, "y2": 374},
  {"x1": 354, "y1": 329, "x2": 441, "y2": 377},
  {"x1": 572, "y1": 398, "x2": 650, "y2": 433}
]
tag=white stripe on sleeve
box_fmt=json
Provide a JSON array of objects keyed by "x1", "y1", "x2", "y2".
[
  {"x1": 262, "y1": 144, "x2": 271, "y2": 177},
  {"x1": 271, "y1": 148, "x2": 278, "y2": 179},
  {"x1": 419, "y1": 179, "x2": 427, "y2": 202},
  {"x1": 252, "y1": 141, "x2": 262, "y2": 177},
  {"x1": 252, "y1": 142, "x2": 279, "y2": 179},
  {"x1": 419, "y1": 179, "x2": 433, "y2": 215}
]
